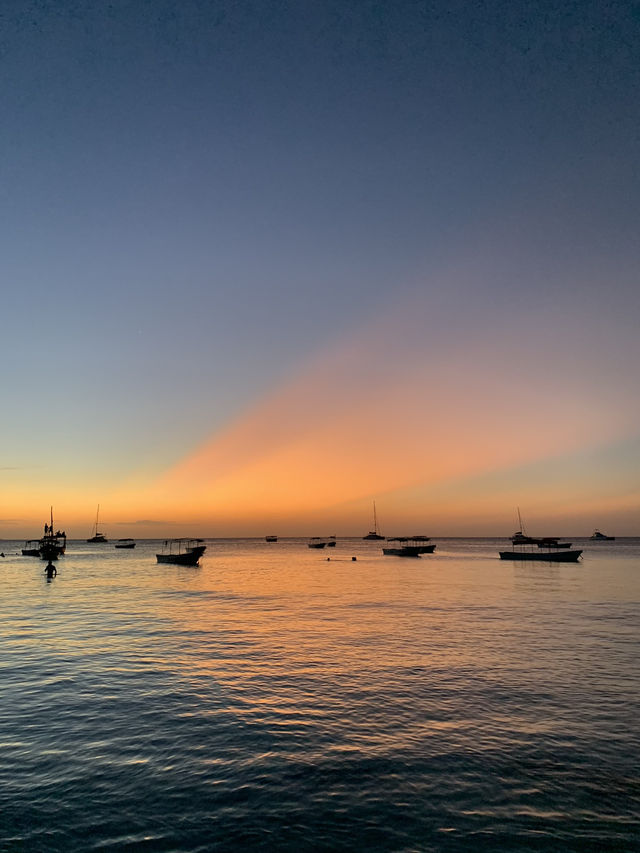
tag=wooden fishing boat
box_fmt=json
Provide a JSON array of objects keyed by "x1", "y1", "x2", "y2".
[
  {"x1": 500, "y1": 546, "x2": 582, "y2": 562},
  {"x1": 383, "y1": 537, "x2": 436, "y2": 557},
  {"x1": 38, "y1": 508, "x2": 66, "y2": 560},
  {"x1": 156, "y1": 538, "x2": 206, "y2": 565},
  {"x1": 21, "y1": 540, "x2": 42, "y2": 557}
]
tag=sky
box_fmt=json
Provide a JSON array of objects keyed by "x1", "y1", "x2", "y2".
[{"x1": 1, "y1": 0, "x2": 639, "y2": 538}]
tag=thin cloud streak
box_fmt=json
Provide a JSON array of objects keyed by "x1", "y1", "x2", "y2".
[{"x1": 149, "y1": 257, "x2": 640, "y2": 532}]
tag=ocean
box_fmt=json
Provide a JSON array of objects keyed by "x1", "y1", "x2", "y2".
[{"x1": 0, "y1": 537, "x2": 638, "y2": 851}]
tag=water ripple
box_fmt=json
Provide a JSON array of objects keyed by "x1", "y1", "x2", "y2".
[{"x1": 1, "y1": 538, "x2": 639, "y2": 851}]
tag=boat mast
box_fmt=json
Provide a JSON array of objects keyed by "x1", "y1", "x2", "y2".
[
  {"x1": 517, "y1": 506, "x2": 525, "y2": 535},
  {"x1": 373, "y1": 501, "x2": 379, "y2": 535}
]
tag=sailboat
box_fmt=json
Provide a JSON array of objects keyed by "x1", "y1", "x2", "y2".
[
  {"x1": 511, "y1": 507, "x2": 535, "y2": 544},
  {"x1": 363, "y1": 501, "x2": 385, "y2": 540},
  {"x1": 87, "y1": 504, "x2": 108, "y2": 543}
]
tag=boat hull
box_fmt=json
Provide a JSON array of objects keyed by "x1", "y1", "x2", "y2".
[
  {"x1": 499, "y1": 549, "x2": 582, "y2": 562},
  {"x1": 156, "y1": 544, "x2": 206, "y2": 566},
  {"x1": 383, "y1": 546, "x2": 422, "y2": 557},
  {"x1": 115, "y1": 543, "x2": 136, "y2": 549},
  {"x1": 156, "y1": 549, "x2": 204, "y2": 566},
  {"x1": 308, "y1": 542, "x2": 326, "y2": 549},
  {"x1": 40, "y1": 544, "x2": 63, "y2": 561}
]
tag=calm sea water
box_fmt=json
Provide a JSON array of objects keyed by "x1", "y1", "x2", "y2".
[{"x1": 0, "y1": 537, "x2": 638, "y2": 852}]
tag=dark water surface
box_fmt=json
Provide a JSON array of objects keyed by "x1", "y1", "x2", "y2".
[{"x1": 1, "y1": 537, "x2": 638, "y2": 851}]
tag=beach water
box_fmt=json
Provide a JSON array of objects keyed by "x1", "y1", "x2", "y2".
[{"x1": 1, "y1": 537, "x2": 638, "y2": 851}]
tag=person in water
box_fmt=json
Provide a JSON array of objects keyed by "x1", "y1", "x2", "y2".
[{"x1": 44, "y1": 561, "x2": 57, "y2": 578}]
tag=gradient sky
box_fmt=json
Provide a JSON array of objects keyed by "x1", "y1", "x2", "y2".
[{"x1": 1, "y1": 0, "x2": 639, "y2": 537}]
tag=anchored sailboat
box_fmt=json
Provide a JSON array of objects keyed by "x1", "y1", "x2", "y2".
[
  {"x1": 87, "y1": 504, "x2": 108, "y2": 543},
  {"x1": 363, "y1": 501, "x2": 385, "y2": 540}
]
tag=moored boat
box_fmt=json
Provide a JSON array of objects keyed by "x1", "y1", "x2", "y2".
[
  {"x1": 87, "y1": 504, "x2": 108, "y2": 543},
  {"x1": 115, "y1": 538, "x2": 136, "y2": 549},
  {"x1": 590, "y1": 529, "x2": 615, "y2": 541},
  {"x1": 410, "y1": 535, "x2": 436, "y2": 554},
  {"x1": 500, "y1": 548, "x2": 582, "y2": 562},
  {"x1": 156, "y1": 538, "x2": 206, "y2": 566},
  {"x1": 22, "y1": 540, "x2": 41, "y2": 557},
  {"x1": 363, "y1": 501, "x2": 385, "y2": 540},
  {"x1": 308, "y1": 537, "x2": 327, "y2": 549},
  {"x1": 511, "y1": 507, "x2": 532, "y2": 544},
  {"x1": 383, "y1": 537, "x2": 436, "y2": 557},
  {"x1": 38, "y1": 508, "x2": 66, "y2": 560},
  {"x1": 535, "y1": 537, "x2": 572, "y2": 549},
  {"x1": 265, "y1": 535, "x2": 278, "y2": 542}
]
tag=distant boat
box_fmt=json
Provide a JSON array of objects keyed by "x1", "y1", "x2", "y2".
[
  {"x1": 265, "y1": 535, "x2": 278, "y2": 542},
  {"x1": 511, "y1": 507, "x2": 535, "y2": 544},
  {"x1": 327, "y1": 535, "x2": 337, "y2": 547},
  {"x1": 308, "y1": 537, "x2": 327, "y2": 549},
  {"x1": 156, "y1": 538, "x2": 206, "y2": 566},
  {"x1": 363, "y1": 501, "x2": 385, "y2": 540},
  {"x1": 510, "y1": 510, "x2": 570, "y2": 547},
  {"x1": 87, "y1": 504, "x2": 108, "y2": 543},
  {"x1": 115, "y1": 538, "x2": 136, "y2": 549},
  {"x1": 383, "y1": 537, "x2": 436, "y2": 557},
  {"x1": 535, "y1": 537, "x2": 572, "y2": 549},
  {"x1": 590, "y1": 529, "x2": 615, "y2": 541}
]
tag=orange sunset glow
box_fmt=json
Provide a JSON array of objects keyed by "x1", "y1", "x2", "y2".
[{"x1": 3, "y1": 273, "x2": 639, "y2": 539}]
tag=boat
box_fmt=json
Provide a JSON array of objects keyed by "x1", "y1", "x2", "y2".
[
  {"x1": 327, "y1": 535, "x2": 337, "y2": 547},
  {"x1": 156, "y1": 538, "x2": 206, "y2": 566},
  {"x1": 500, "y1": 536, "x2": 582, "y2": 562},
  {"x1": 410, "y1": 535, "x2": 437, "y2": 554},
  {"x1": 510, "y1": 511, "x2": 570, "y2": 547},
  {"x1": 535, "y1": 537, "x2": 572, "y2": 549},
  {"x1": 308, "y1": 537, "x2": 327, "y2": 549},
  {"x1": 383, "y1": 537, "x2": 436, "y2": 557},
  {"x1": 87, "y1": 504, "x2": 108, "y2": 543},
  {"x1": 38, "y1": 507, "x2": 66, "y2": 561},
  {"x1": 265, "y1": 535, "x2": 278, "y2": 543},
  {"x1": 21, "y1": 540, "x2": 42, "y2": 557},
  {"x1": 511, "y1": 507, "x2": 527, "y2": 543},
  {"x1": 590, "y1": 529, "x2": 615, "y2": 541},
  {"x1": 500, "y1": 547, "x2": 582, "y2": 562},
  {"x1": 115, "y1": 538, "x2": 136, "y2": 549},
  {"x1": 363, "y1": 501, "x2": 385, "y2": 540}
]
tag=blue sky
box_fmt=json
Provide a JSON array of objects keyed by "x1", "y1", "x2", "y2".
[{"x1": 1, "y1": 0, "x2": 639, "y2": 535}]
